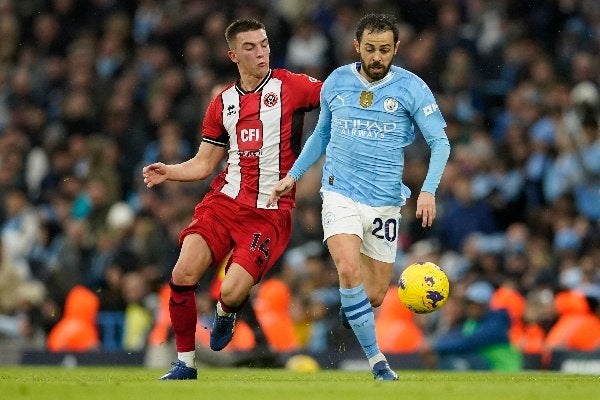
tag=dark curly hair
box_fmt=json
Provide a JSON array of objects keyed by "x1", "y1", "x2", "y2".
[{"x1": 355, "y1": 13, "x2": 399, "y2": 44}]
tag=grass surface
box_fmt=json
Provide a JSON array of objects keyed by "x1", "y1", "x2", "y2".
[{"x1": 0, "y1": 366, "x2": 598, "y2": 400}]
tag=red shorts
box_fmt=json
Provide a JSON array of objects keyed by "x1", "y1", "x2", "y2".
[{"x1": 179, "y1": 191, "x2": 292, "y2": 283}]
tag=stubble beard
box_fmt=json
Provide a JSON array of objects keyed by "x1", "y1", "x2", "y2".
[{"x1": 360, "y1": 57, "x2": 390, "y2": 81}]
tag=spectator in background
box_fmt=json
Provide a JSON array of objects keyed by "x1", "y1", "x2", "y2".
[
  {"x1": 27, "y1": 218, "x2": 63, "y2": 282},
  {"x1": 439, "y1": 175, "x2": 497, "y2": 252},
  {"x1": 328, "y1": 3, "x2": 360, "y2": 66},
  {"x1": 1, "y1": 186, "x2": 40, "y2": 280},
  {"x1": 141, "y1": 119, "x2": 192, "y2": 166},
  {"x1": 0, "y1": 244, "x2": 46, "y2": 345},
  {"x1": 121, "y1": 271, "x2": 153, "y2": 351},
  {"x1": 545, "y1": 288, "x2": 600, "y2": 353},
  {"x1": 285, "y1": 17, "x2": 330, "y2": 79},
  {"x1": 44, "y1": 217, "x2": 90, "y2": 305},
  {"x1": 132, "y1": 0, "x2": 164, "y2": 46},
  {"x1": 516, "y1": 287, "x2": 556, "y2": 365},
  {"x1": 0, "y1": 10, "x2": 19, "y2": 63},
  {"x1": 85, "y1": 135, "x2": 122, "y2": 205},
  {"x1": 46, "y1": 285, "x2": 100, "y2": 352},
  {"x1": 572, "y1": 103, "x2": 600, "y2": 220},
  {"x1": 426, "y1": 280, "x2": 523, "y2": 371}
]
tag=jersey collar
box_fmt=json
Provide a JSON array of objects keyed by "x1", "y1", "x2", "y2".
[
  {"x1": 235, "y1": 69, "x2": 273, "y2": 95},
  {"x1": 352, "y1": 62, "x2": 395, "y2": 90}
]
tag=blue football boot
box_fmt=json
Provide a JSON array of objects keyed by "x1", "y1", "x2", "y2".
[
  {"x1": 372, "y1": 361, "x2": 399, "y2": 381},
  {"x1": 159, "y1": 360, "x2": 197, "y2": 380},
  {"x1": 210, "y1": 312, "x2": 236, "y2": 351}
]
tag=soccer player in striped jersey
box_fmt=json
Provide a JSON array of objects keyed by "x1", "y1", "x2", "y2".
[
  {"x1": 143, "y1": 18, "x2": 322, "y2": 380},
  {"x1": 268, "y1": 13, "x2": 451, "y2": 380}
]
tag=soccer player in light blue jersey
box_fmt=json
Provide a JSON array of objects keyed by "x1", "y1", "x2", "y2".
[{"x1": 268, "y1": 13, "x2": 450, "y2": 380}]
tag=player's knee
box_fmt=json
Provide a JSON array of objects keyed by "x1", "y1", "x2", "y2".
[
  {"x1": 336, "y1": 263, "x2": 361, "y2": 285},
  {"x1": 171, "y1": 263, "x2": 200, "y2": 286},
  {"x1": 219, "y1": 282, "x2": 247, "y2": 308}
]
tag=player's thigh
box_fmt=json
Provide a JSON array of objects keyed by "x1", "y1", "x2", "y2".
[
  {"x1": 230, "y1": 207, "x2": 291, "y2": 283},
  {"x1": 359, "y1": 203, "x2": 401, "y2": 264},
  {"x1": 179, "y1": 192, "x2": 235, "y2": 266},
  {"x1": 360, "y1": 253, "x2": 394, "y2": 307},
  {"x1": 321, "y1": 190, "x2": 363, "y2": 241},
  {"x1": 326, "y1": 233, "x2": 362, "y2": 277},
  {"x1": 172, "y1": 233, "x2": 213, "y2": 284},
  {"x1": 322, "y1": 191, "x2": 364, "y2": 284},
  {"x1": 358, "y1": 203, "x2": 400, "y2": 305}
]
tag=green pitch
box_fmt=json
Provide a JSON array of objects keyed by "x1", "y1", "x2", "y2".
[{"x1": 0, "y1": 367, "x2": 598, "y2": 400}]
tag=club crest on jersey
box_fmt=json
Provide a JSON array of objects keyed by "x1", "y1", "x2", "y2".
[
  {"x1": 263, "y1": 92, "x2": 279, "y2": 108},
  {"x1": 383, "y1": 97, "x2": 398, "y2": 113},
  {"x1": 359, "y1": 91, "x2": 373, "y2": 108}
]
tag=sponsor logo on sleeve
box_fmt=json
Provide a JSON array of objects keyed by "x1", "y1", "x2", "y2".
[{"x1": 423, "y1": 103, "x2": 439, "y2": 116}]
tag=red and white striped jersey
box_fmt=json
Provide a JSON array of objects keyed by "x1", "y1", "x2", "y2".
[{"x1": 202, "y1": 68, "x2": 322, "y2": 209}]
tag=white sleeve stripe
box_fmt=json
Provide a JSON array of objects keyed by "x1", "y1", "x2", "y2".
[{"x1": 202, "y1": 137, "x2": 227, "y2": 147}]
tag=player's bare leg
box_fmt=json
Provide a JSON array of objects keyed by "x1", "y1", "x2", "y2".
[
  {"x1": 210, "y1": 263, "x2": 254, "y2": 351},
  {"x1": 328, "y1": 234, "x2": 398, "y2": 380},
  {"x1": 160, "y1": 234, "x2": 212, "y2": 380}
]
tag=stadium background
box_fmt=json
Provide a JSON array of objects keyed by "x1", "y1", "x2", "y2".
[{"x1": 0, "y1": 0, "x2": 598, "y2": 372}]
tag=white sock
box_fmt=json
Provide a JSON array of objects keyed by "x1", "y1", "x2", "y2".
[
  {"x1": 216, "y1": 301, "x2": 234, "y2": 317},
  {"x1": 178, "y1": 351, "x2": 196, "y2": 368},
  {"x1": 368, "y1": 353, "x2": 387, "y2": 369}
]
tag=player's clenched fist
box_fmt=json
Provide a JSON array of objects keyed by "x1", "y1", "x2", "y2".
[{"x1": 142, "y1": 162, "x2": 168, "y2": 188}]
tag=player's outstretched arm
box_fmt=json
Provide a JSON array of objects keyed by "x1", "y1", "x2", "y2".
[
  {"x1": 142, "y1": 142, "x2": 225, "y2": 188},
  {"x1": 267, "y1": 175, "x2": 295, "y2": 207}
]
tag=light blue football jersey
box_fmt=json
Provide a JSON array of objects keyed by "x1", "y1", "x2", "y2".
[{"x1": 289, "y1": 62, "x2": 450, "y2": 207}]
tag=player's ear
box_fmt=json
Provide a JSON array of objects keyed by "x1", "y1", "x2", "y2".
[
  {"x1": 228, "y1": 50, "x2": 238, "y2": 63},
  {"x1": 354, "y1": 38, "x2": 360, "y2": 54},
  {"x1": 394, "y1": 41, "x2": 400, "y2": 55}
]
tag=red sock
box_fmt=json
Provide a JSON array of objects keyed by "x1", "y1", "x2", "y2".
[
  {"x1": 218, "y1": 294, "x2": 249, "y2": 314},
  {"x1": 169, "y1": 280, "x2": 198, "y2": 352}
]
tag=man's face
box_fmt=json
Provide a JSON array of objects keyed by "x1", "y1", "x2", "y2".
[
  {"x1": 228, "y1": 29, "x2": 270, "y2": 78},
  {"x1": 354, "y1": 30, "x2": 398, "y2": 82},
  {"x1": 465, "y1": 300, "x2": 487, "y2": 320}
]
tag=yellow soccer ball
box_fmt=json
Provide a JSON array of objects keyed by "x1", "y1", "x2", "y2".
[{"x1": 397, "y1": 262, "x2": 450, "y2": 314}]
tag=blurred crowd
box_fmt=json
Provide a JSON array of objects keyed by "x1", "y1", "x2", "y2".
[{"x1": 0, "y1": 0, "x2": 599, "y2": 369}]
